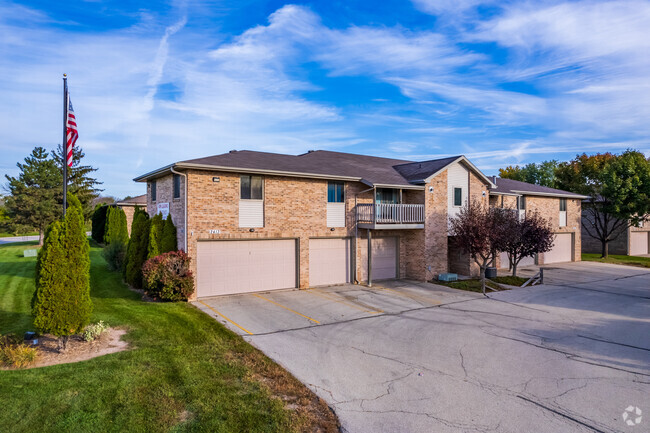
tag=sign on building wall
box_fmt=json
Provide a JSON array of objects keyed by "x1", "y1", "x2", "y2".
[{"x1": 157, "y1": 203, "x2": 169, "y2": 219}]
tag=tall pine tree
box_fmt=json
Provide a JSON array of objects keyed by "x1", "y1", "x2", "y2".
[
  {"x1": 53, "y1": 143, "x2": 103, "y2": 221},
  {"x1": 5, "y1": 147, "x2": 61, "y2": 245}
]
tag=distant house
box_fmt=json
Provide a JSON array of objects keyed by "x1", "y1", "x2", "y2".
[
  {"x1": 581, "y1": 209, "x2": 650, "y2": 256},
  {"x1": 114, "y1": 194, "x2": 147, "y2": 235},
  {"x1": 133, "y1": 150, "x2": 586, "y2": 300},
  {"x1": 488, "y1": 177, "x2": 587, "y2": 270}
]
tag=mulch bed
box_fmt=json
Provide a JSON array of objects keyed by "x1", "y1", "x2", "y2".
[{"x1": 3, "y1": 328, "x2": 129, "y2": 370}]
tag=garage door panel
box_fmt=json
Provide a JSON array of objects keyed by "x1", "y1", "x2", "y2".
[
  {"x1": 544, "y1": 233, "x2": 573, "y2": 264},
  {"x1": 309, "y1": 238, "x2": 351, "y2": 287},
  {"x1": 499, "y1": 251, "x2": 535, "y2": 269},
  {"x1": 197, "y1": 240, "x2": 296, "y2": 297},
  {"x1": 630, "y1": 232, "x2": 649, "y2": 256},
  {"x1": 359, "y1": 236, "x2": 398, "y2": 281}
]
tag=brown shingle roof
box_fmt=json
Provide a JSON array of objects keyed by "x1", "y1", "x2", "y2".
[
  {"x1": 116, "y1": 194, "x2": 147, "y2": 205},
  {"x1": 491, "y1": 177, "x2": 588, "y2": 198},
  {"x1": 178, "y1": 150, "x2": 418, "y2": 187},
  {"x1": 135, "y1": 150, "x2": 487, "y2": 188}
]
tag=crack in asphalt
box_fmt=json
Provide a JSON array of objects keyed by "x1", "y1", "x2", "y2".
[
  {"x1": 577, "y1": 334, "x2": 650, "y2": 352},
  {"x1": 483, "y1": 331, "x2": 650, "y2": 378},
  {"x1": 516, "y1": 395, "x2": 614, "y2": 433}
]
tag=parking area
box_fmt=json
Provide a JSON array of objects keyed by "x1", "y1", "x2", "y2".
[
  {"x1": 194, "y1": 262, "x2": 650, "y2": 433},
  {"x1": 193, "y1": 280, "x2": 481, "y2": 336}
]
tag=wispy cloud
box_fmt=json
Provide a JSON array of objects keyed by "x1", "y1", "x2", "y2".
[{"x1": 1, "y1": 1, "x2": 648, "y2": 196}]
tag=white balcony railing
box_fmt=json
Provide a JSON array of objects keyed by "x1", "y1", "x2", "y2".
[{"x1": 356, "y1": 203, "x2": 425, "y2": 224}]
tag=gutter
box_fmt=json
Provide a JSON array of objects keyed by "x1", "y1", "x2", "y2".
[
  {"x1": 170, "y1": 166, "x2": 188, "y2": 252},
  {"x1": 134, "y1": 162, "x2": 361, "y2": 183},
  {"x1": 508, "y1": 190, "x2": 589, "y2": 200}
]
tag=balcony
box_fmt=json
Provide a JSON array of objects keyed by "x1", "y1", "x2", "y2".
[{"x1": 356, "y1": 203, "x2": 425, "y2": 230}]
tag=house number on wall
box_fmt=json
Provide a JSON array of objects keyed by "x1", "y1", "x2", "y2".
[{"x1": 209, "y1": 229, "x2": 221, "y2": 234}]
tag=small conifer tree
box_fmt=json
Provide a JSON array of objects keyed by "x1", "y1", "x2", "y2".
[
  {"x1": 147, "y1": 213, "x2": 164, "y2": 259},
  {"x1": 91, "y1": 204, "x2": 108, "y2": 243},
  {"x1": 104, "y1": 206, "x2": 129, "y2": 245},
  {"x1": 161, "y1": 214, "x2": 178, "y2": 253},
  {"x1": 32, "y1": 193, "x2": 92, "y2": 349},
  {"x1": 124, "y1": 207, "x2": 150, "y2": 288}
]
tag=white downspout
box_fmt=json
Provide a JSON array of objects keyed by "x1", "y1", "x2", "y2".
[
  {"x1": 354, "y1": 186, "x2": 375, "y2": 284},
  {"x1": 170, "y1": 166, "x2": 188, "y2": 252}
]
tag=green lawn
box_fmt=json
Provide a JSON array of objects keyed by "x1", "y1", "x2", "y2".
[
  {"x1": 434, "y1": 275, "x2": 528, "y2": 293},
  {"x1": 0, "y1": 232, "x2": 38, "y2": 238},
  {"x1": 582, "y1": 253, "x2": 650, "y2": 268},
  {"x1": 0, "y1": 242, "x2": 337, "y2": 432},
  {"x1": 491, "y1": 276, "x2": 528, "y2": 286}
]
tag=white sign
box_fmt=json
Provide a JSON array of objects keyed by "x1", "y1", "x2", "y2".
[
  {"x1": 157, "y1": 203, "x2": 169, "y2": 219},
  {"x1": 209, "y1": 229, "x2": 221, "y2": 234}
]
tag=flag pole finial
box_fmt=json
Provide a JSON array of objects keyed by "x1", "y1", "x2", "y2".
[{"x1": 63, "y1": 73, "x2": 67, "y2": 78}]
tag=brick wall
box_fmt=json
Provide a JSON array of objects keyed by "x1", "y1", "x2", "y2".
[
  {"x1": 582, "y1": 212, "x2": 650, "y2": 255},
  {"x1": 526, "y1": 196, "x2": 582, "y2": 264},
  {"x1": 146, "y1": 174, "x2": 186, "y2": 250},
  {"x1": 447, "y1": 169, "x2": 490, "y2": 276},
  {"x1": 119, "y1": 205, "x2": 136, "y2": 236},
  {"x1": 143, "y1": 167, "x2": 498, "y2": 298}
]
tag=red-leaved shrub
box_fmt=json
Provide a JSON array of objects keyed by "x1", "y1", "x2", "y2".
[{"x1": 142, "y1": 251, "x2": 194, "y2": 301}]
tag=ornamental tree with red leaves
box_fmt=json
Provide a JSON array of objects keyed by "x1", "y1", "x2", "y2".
[
  {"x1": 500, "y1": 211, "x2": 554, "y2": 277},
  {"x1": 449, "y1": 201, "x2": 511, "y2": 295}
]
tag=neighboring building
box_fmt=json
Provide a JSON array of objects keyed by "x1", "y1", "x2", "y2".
[
  {"x1": 581, "y1": 211, "x2": 650, "y2": 256},
  {"x1": 488, "y1": 177, "x2": 587, "y2": 270},
  {"x1": 133, "y1": 150, "x2": 582, "y2": 300},
  {"x1": 114, "y1": 194, "x2": 147, "y2": 235}
]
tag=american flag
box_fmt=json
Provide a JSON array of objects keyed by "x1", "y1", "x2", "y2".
[{"x1": 66, "y1": 96, "x2": 78, "y2": 167}]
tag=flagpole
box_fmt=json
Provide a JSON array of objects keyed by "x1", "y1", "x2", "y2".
[{"x1": 62, "y1": 74, "x2": 68, "y2": 217}]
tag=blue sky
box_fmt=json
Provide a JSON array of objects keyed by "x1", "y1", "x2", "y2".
[{"x1": 2, "y1": 0, "x2": 649, "y2": 198}]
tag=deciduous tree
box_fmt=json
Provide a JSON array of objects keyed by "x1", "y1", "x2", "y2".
[
  {"x1": 500, "y1": 211, "x2": 554, "y2": 276},
  {"x1": 556, "y1": 151, "x2": 650, "y2": 257},
  {"x1": 499, "y1": 160, "x2": 559, "y2": 188},
  {"x1": 449, "y1": 201, "x2": 510, "y2": 294}
]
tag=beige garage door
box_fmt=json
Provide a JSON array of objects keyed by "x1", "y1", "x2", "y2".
[
  {"x1": 309, "y1": 238, "x2": 351, "y2": 287},
  {"x1": 196, "y1": 239, "x2": 296, "y2": 297},
  {"x1": 360, "y1": 236, "x2": 398, "y2": 281},
  {"x1": 630, "y1": 232, "x2": 649, "y2": 255},
  {"x1": 498, "y1": 251, "x2": 535, "y2": 269},
  {"x1": 544, "y1": 233, "x2": 573, "y2": 264}
]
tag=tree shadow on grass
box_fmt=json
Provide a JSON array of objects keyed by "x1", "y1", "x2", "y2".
[{"x1": 0, "y1": 310, "x2": 34, "y2": 335}]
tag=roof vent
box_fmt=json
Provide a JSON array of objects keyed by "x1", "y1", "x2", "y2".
[
  {"x1": 308, "y1": 150, "x2": 315, "y2": 153},
  {"x1": 492, "y1": 175, "x2": 497, "y2": 185},
  {"x1": 229, "y1": 150, "x2": 237, "y2": 153}
]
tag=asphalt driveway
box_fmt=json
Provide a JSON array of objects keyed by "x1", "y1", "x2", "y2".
[{"x1": 194, "y1": 262, "x2": 650, "y2": 433}]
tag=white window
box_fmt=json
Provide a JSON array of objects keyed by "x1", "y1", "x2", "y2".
[
  {"x1": 559, "y1": 198, "x2": 567, "y2": 227},
  {"x1": 239, "y1": 175, "x2": 264, "y2": 227},
  {"x1": 327, "y1": 181, "x2": 345, "y2": 227},
  {"x1": 453, "y1": 187, "x2": 463, "y2": 207}
]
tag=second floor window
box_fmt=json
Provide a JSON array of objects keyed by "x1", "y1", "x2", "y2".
[
  {"x1": 173, "y1": 174, "x2": 181, "y2": 199},
  {"x1": 559, "y1": 198, "x2": 567, "y2": 212},
  {"x1": 241, "y1": 175, "x2": 263, "y2": 200},
  {"x1": 328, "y1": 181, "x2": 344, "y2": 203},
  {"x1": 453, "y1": 187, "x2": 463, "y2": 206},
  {"x1": 151, "y1": 180, "x2": 157, "y2": 202},
  {"x1": 517, "y1": 196, "x2": 526, "y2": 210}
]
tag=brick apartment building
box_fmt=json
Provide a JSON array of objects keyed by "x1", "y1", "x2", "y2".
[{"x1": 134, "y1": 150, "x2": 585, "y2": 300}]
